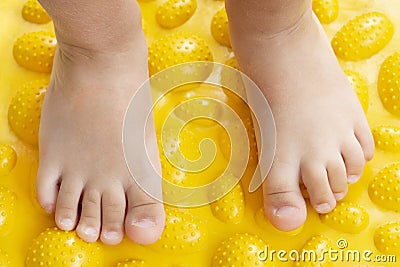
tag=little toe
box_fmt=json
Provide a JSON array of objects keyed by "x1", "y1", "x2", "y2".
[
  {"x1": 355, "y1": 123, "x2": 375, "y2": 161},
  {"x1": 341, "y1": 137, "x2": 366, "y2": 184},
  {"x1": 76, "y1": 189, "x2": 101, "y2": 243},
  {"x1": 125, "y1": 183, "x2": 165, "y2": 245},
  {"x1": 326, "y1": 157, "x2": 348, "y2": 201},
  {"x1": 100, "y1": 184, "x2": 126, "y2": 245},
  {"x1": 263, "y1": 160, "x2": 307, "y2": 231},
  {"x1": 36, "y1": 161, "x2": 60, "y2": 214},
  {"x1": 301, "y1": 161, "x2": 336, "y2": 213},
  {"x1": 55, "y1": 176, "x2": 83, "y2": 231}
]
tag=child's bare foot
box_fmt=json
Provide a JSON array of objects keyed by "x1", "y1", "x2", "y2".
[
  {"x1": 35, "y1": 29, "x2": 165, "y2": 245},
  {"x1": 226, "y1": 1, "x2": 374, "y2": 231}
]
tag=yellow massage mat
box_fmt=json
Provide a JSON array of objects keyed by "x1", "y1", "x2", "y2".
[{"x1": 1, "y1": 0, "x2": 400, "y2": 266}]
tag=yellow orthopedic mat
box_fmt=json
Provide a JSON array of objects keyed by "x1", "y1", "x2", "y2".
[{"x1": 1, "y1": 0, "x2": 400, "y2": 266}]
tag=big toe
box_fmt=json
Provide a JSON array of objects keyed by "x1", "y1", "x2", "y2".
[
  {"x1": 263, "y1": 160, "x2": 307, "y2": 232},
  {"x1": 36, "y1": 160, "x2": 60, "y2": 213},
  {"x1": 125, "y1": 184, "x2": 165, "y2": 245}
]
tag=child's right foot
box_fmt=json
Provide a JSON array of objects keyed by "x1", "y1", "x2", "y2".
[
  {"x1": 36, "y1": 26, "x2": 165, "y2": 245},
  {"x1": 226, "y1": 1, "x2": 374, "y2": 231}
]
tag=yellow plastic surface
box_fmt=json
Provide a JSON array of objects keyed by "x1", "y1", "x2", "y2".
[{"x1": 1, "y1": 0, "x2": 400, "y2": 266}]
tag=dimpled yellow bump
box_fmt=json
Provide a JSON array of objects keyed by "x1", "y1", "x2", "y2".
[
  {"x1": 312, "y1": 0, "x2": 338, "y2": 24},
  {"x1": 332, "y1": 12, "x2": 394, "y2": 61},
  {"x1": 179, "y1": 127, "x2": 203, "y2": 161},
  {"x1": 344, "y1": 70, "x2": 369, "y2": 113},
  {"x1": 148, "y1": 33, "x2": 213, "y2": 76},
  {"x1": 210, "y1": 8, "x2": 231, "y2": 47},
  {"x1": 0, "y1": 248, "x2": 11, "y2": 266},
  {"x1": 156, "y1": 0, "x2": 197, "y2": 29},
  {"x1": 115, "y1": 258, "x2": 146, "y2": 266},
  {"x1": 0, "y1": 186, "x2": 16, "y2": 236},
  {"x1": 174, "y1": 97, "x2": 222, "y2": 127},
  {"x1": 152, "y1": 208, "x2": 208, "y2": 253},
  {"x1": 210, "y1": 183, "x2": 245, "y2": 224},
  {"x1": 372, "y1": 125, "x2": 400, "y2": 151},
  {"x1": 374, "y1": 222, "x2": 400, "y2": 256},
  {"x1": 21, "y1": 0, "x2": 51, "y2": 24},
  {"x1": 26, "y1": 227, "x2": 103, "y2": 267},
  {"x1": 13, "y1": 31, "x2": 56, "y2": 73},
  {"x1": 294, "y1": 235, "x2": 334, "y2": 267},
  {"x1": 0, "y1": 144, "x2": 17, "y2": 176},
  {"x1": 159, "y1": 127, "x2": 199, "y2": 163},
  {"x1": 158, "y1": 126, "x2": 223, "y2": 187},
  {"x1": 368, "y1": 162, "x2": 400, "y2": 212},
  {"x1": 320, "y1": 202, "x2": 369, "y2": 233},
  {"x1": 378, "y1": 52, "x2": 400, "y2": 116},
  {"x1": 212, "y1": 233, "x2": 268, "y2": 267},
  {"x1": 8, "y1": 79, "x2": 48, "y2": 147},
  {"x1": 160, "y1": 156, "x2": 186, "y2": 185}
]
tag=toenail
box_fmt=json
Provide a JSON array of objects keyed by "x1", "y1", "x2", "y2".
[
  {"x1": 83, "y1": 227, "x2": 97, "y2": 237},
  {"x1": 44, "y1": 204, "x2": 54, "y2": 214},
  {"x1": 274, "y1": 206, "x2": 298, "y2": 218},
  {"x1": 102, "y1": 231, "x2": 120, "y2": 240},
  {"x1": 60, "y1": 218, "x2": 74, "y2": 229},
  {"x1": 334, "y1": 192, "x2": 346, "y2": 200},
  {"x1": 131, "y1": 218, "x2": 156, "y2": 228},
  {"x1": 348, "y1": 175, "x2": 360, "y2": 184},
  {"x1": 315, "y1": 203, "x2": 331, "y2": 213}
]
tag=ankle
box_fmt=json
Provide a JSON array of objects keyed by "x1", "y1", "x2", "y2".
[
  {"x1": 226, "y1": 0, "x2": 311, "y2": 36},
  {"x1": 51, "y1": 1, "x2": 145, "y2": 53}
]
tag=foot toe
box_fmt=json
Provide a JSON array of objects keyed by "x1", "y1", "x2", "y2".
[
  {"x1": 55, "y1": 176, "x2": 83, "y2": 231},
  {"x1": 100, "y1": 184, "x2": 126, "y2": 245},
  {"x1": 301, "y1": 161, "x2": 336, "y2": 213},
  {"x1": 36, "y1": 161, "x2": 60, "y2": 213},
  {"x1": 342, "y1": 136, "x2": 366, "y2": 184},
  {"x1": 263, "y1": 160, "x2": 307, "y2": 231},
  {"x1": 326, "y1": 157, "x2": 348, "y2": 201},
  {"x1": 125, "y1": 184, "x2": 165, "y2": 245},
  {"x1": 355, "y1": 123, "x2": 375, "y2": 161},
  {"x1": 76, "y1": 189, "x2": 101, "y2": 243}
]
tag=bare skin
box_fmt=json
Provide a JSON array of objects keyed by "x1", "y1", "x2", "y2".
[
  {"x1": 36, "y1": 0, "x2": 165, "y2": 245},
  {"x1": 226, "y1": 0, "x2": 374, "y2": 231},
  {"x1": 35, "y1": 0, "x2": 374, "y2": 245}
]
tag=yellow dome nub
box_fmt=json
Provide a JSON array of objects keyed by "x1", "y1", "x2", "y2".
[
  {"x1": 13, "y1": 31, "x2": 56, "y2": 73},
  {"x1": 332, "y1": 12, "x2": 394, "y2": 61},
  {"x1": 156, "y1": 0, "x2": 197, "y2": 29}
]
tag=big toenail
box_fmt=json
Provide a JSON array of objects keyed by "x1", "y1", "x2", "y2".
[
  {"x1": 83, "y1": 227, "x2": 97, "y2": 237},
  {"x1": 102, "y1": 231, "x2": 119, "y2": 240},
  {"x1": 274, "y1": 206, "x2": 298, "y2": 217},
  {"x1": 316, "y1": 203, "x2": 331, "y2": 213},
  {"x1": 60, "y1": 218, "x2": 74, "y2": 229},
  {"x1": 131, "y1": 218, "x2": 156, "y2": 228},
  {"x1": 348, "y1": 175, "x2": 360, "y2": 184},
  {"x1": 334, "y1": 192, "x2": 346, "y2": 200}
]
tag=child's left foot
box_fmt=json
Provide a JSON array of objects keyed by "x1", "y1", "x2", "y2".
[{"x1": 226, "y1": 3, "x2": 374, "y2": 231}]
